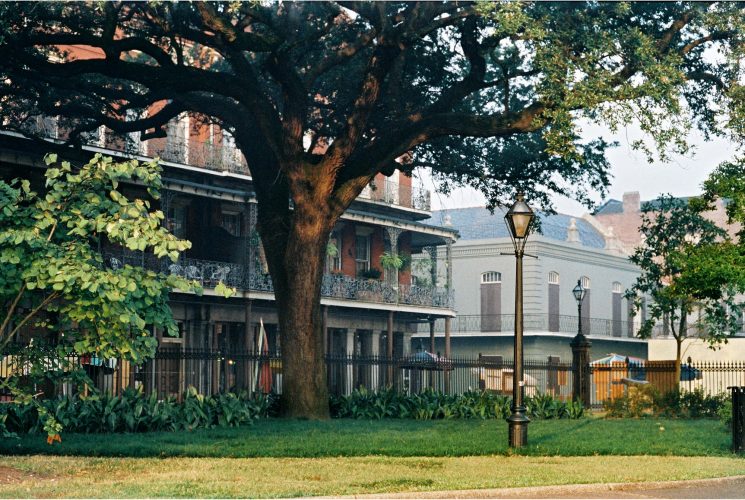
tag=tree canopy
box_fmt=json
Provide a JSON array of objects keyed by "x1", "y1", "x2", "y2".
[
  {"x1": 627, "y1": 194, "x2": 742, "y2": 384},
  {"x1": 1, "y1": 1, "x2": 744, "y2": 418},
  {"x1": 0, "y1": 2, "x2": 743, "y2": 209}
]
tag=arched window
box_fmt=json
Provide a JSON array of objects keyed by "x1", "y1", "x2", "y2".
[
  {"x1": 548, "y1": 271, "x2": 560, "y2": 284},
  {"x1": 481, "y1": 271, "x2": 502, "y2": 284},
  {"x1": 581, "y1": 276, "x2": 591, "y2": 289},
  {"x1": 612, "y1": 282, "x2": 623, "y2": 294}
]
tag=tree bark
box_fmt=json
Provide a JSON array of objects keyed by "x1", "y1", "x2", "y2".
[{"x1": 258, "y1": 191, "x2": 334, "y2": 419}]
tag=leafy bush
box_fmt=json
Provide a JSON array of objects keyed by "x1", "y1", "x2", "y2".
[
  {"x1": 717, "y1": 400, "x2": 733, "y2": 426},
  {"x1": 1, "y1": 386, "x2": 275, "y2": 436},
  {"x1": 603, "y1": 387, "x2": 730, "y2": 419},
  {"x1": 330, "y1": 388, "x2": 581, "y2": 421}
]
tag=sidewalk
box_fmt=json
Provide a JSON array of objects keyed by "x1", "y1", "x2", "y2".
[{"x1": 339, "y1": 475, "x2": 745, "y2": 499}]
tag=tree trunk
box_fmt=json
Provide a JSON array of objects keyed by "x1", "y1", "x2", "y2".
[
  {"x1": 259, "y1": 195, "x2": 333, "y2": 419},
  {"x1": 674, "y1": 338, "x2": 682, "y2": 392}
]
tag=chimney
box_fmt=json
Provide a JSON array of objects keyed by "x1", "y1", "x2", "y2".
[{"x1": 622, "y1": 192, "x2": 640, "y2": 213}]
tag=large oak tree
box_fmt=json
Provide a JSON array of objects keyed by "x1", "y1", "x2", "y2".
[{"x1": 0, "y1": 2, "x2": 743, "y2": 418}]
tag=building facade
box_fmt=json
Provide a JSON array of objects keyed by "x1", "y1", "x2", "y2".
[
  {"x1": 0, "y1": 115, "x2": 457, "y2": 397},
  {"x1": 416, "y1": 207, "x2": 647, "y2": 363}
]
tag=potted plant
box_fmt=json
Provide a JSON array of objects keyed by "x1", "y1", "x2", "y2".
[{"x1": 356, "y1": 268, "x2": 382, "y2": 301}]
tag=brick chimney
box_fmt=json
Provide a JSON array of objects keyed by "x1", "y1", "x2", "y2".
[{"x1": 622, "y1": 192, "x2": 640, "y2": 213}]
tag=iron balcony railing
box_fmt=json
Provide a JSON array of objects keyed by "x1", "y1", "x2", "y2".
[
  {"x1": 19, "y1": 116, "x2": 432, "y2": 211},
  {"x1": 417, "y1": 313, "x2": 639, "y2": 339},
  {"x1": 20, "y1": 116, "x2": 251, "y2": 176},
  {"x1": 416, "y1": 314, "x2": 745, "y2": 339},
  {"x1": 104, "y1": 252, "x2": 454, "y2": 309},
  {"x1": 358, "y1": 177, "x2": 431, "y2": 211}
]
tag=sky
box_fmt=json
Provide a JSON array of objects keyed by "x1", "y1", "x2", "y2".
[{"x1": 423, "y1": 125, "x2": 739, "y2": 216}]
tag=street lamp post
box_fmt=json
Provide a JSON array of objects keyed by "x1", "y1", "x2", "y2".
[
  {"x1": 504, "y1": 192, "x2": 535, "y2": 448},
  {"x1": 571, "y1": 279, "x2": 592, "y2": 407}
]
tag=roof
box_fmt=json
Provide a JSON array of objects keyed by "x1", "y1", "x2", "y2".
[
  {"x1": 593, "y1": 195, "x2": 698, "y2": 215},
  {"x1": 425, "y1": 206, "x2": 606, "y2": 249},
  {"x1": 593, "y1": 199, "x2": 624, "y2": 215}
]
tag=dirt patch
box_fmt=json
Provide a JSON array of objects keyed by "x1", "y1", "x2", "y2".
[{"x1": 0, "y1": 465, "x2": 43, "y2": 484}]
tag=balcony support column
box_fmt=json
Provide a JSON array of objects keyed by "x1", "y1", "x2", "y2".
[
  {"x1": 244, "y1": 299, "x2": 253, "y2": 393},
  {"x1": 384, "y1": 227, "x2": 403, "y2": 288},
  {"x1": 445, "y1": 240, "x2": 453, "y2": 291},
  {"x1": 345, "y1": 329, "x2": 355, "y2": 396},
  {"x1": 161, "y1": 188, "x2": 173, "y2": 229},
  {"x1": 322, "y1": 305, "x2": 329, "y2": 355},
  {"x1": 444, "y1": 317, "x2": 451, "y2": 393},
  {"x1": 387, "y1": 311, "x2": 394, "y2": 386},
  {"x1": 425, "y1": 246, "x2": 438, "y2": 288},
  {"x1": 370, "y1": 330, "x2": 380, "y2": 391},
  {"x1": 429, "y1": 318, "x2": 435, "y2": 354}
]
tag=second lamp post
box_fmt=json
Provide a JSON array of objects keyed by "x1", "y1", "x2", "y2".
[{"x1": 504, "y1": 192, "x2": 535, "y2": 448}]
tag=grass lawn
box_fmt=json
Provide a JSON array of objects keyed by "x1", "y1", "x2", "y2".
[
  {"x1": 0, "y1": 417, "x2": 737, "y2": 457},
  {"x1": 1, "y1": 418, "x2": 743, "y2": 497}
]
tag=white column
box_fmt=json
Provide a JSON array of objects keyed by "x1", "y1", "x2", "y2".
[
  {"x1": 371, "y1": 331, "x2": 381, "y2": 391},
  {"x1": 345, "y1": 330, "x2": 355, "y2": 395},
  {"x1": 403, "y1": 332, "x2": 413, "y2": 356}
]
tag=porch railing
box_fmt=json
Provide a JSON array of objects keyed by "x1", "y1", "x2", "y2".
[
  {"x1": 415, "y1": 314, "x2": 745, "y2": 339},
  {"x1": 416, "y1": 314, "x2": 639, "y2": 338},
  {"x1": 357, "y1": 177, "x2": 431, "y2": 211},
  {"x1": 15, "y1": 117, "x2": 432, "y2": 211},
  {"x1": 103, "y1": 252, "x2": 454, "y2": 309}
]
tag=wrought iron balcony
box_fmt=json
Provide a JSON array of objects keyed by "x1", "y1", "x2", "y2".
[
  {"x1": 357, "y1": 177, "x2": 431, "y2": 211},
  {"x1": 414, "y1": 313, "x2": 745, "y2": 339},
  {"x1": 416, "y1": 313, "x2": 640, "y2": 338},
  {"x1": 104, "y1": 252, "x2": 453, "y2": 309},
  {"x1": 18, "y1": 116, "x2": 250, "y2": 176}
]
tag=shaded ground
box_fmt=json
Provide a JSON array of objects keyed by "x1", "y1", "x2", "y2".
[
  {"x1": 0, "y1": 465, "x2": 48, "y2": 485},
  {"x1": 354, "y1": 476, "x2": 745, "y2": 499}
]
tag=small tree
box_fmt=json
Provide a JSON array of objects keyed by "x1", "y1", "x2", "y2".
[
  {"x1": 628, "y1": 195, "x2": 738, "y2": 387},
  {"x1": 0, "y1": 153, "x2": 202, "y2": 436}
]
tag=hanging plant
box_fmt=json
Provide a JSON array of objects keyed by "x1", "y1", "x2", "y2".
[{"x1": 379, "y1": 251, "x2": 404, "y2": 271}]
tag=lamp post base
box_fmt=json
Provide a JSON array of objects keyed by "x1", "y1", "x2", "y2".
[{"x1": 507, "y1": 408, "x2": 530, "y2": 448}]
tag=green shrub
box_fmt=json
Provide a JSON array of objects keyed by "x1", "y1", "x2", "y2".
[
  {"x1": 679, "y1": 388, "x2": 727, "y2": 418},
  {"x1": 718, "y1": 400, "x2": 733, "y2": 426},
  {"x1": 330, "y1": 388, "x2": 581, "y2": 421},
  {"x1": 2, "y1": 386, "x2": 273, "y2": 436},
  {"x1": 604, "y1": 387, "x2": 730, "y2": 419}
]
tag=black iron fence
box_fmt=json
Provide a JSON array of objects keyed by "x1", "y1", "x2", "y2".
[{"x1": 3, "y1": 347, "x2": 744, "y2": 407}]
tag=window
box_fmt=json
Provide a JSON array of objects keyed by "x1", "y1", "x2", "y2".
[
  {"x1": 612, "y1": 282, "x2": 623, "y2": 294},
  {"x1": 167, "y1": 205, "x2": 187, "y2": 239},
  {"x1": 221, "y1": 211, "x2": 241, "y2": 237},
  {"x1": 548, "y1": 271, "x2": 560, "y2": 284},
  {"x1": 355, "y1": 234, "x2": 370, "y2": 273},
  {"x1": 581, "y1": 276, "x2": 591, "y2": 289},
  {"x1": 481, "y1": 271, "x2": 502, "y2": 284}
]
